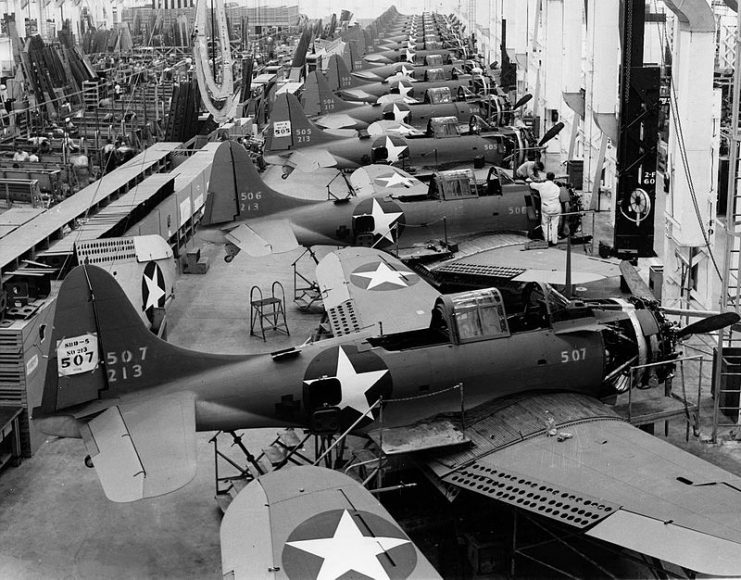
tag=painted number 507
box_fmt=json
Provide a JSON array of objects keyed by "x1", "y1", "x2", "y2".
[{"x1": 561, "y1": 348, "x2": 586, "y2": 363}]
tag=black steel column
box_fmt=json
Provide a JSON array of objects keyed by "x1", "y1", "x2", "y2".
[{"x1": 613, "y1": 0, "x2": 660, "y2": 257}]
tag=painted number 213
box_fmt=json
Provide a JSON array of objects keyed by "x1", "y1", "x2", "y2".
[{"x1": 561, "y1": 348, "x2": 586, "y2": 363}]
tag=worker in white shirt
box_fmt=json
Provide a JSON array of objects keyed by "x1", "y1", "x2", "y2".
[{"x1": 529, "y1": 172, "x2": 562, "y2": 245}]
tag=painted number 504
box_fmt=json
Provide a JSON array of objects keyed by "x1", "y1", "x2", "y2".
[{"x1": 561, "y1": 348, "x2": 586, "y2": 363}]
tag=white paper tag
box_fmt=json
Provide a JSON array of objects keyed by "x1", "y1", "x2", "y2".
[
  {"x1": 57, "y1": 333, "x2": 99, "y2": 376},
  {"x1": 273, "y1": 120, "x2": 292, "y2": 138}
]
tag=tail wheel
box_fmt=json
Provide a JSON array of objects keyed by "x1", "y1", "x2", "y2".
[{"x1": 84, "y1": 455, "x2": 94, "y2": 468}]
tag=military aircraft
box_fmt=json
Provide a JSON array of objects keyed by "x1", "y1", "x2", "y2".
[
  {"x1": 330, "y1": 55, "x2": 487, "y2": 104},
  {"x1": 34, "y1": 245, "x2": 741, "y2": 576},
  {"x1": 200, "y1": 141, "x2": 538, "y2": 259},
  {"x1": 303, "y1": 67, "x2": 508, "y2": 131},
  {"x1": 262, "y1": 93, "x2": 547, "y2": 173}
]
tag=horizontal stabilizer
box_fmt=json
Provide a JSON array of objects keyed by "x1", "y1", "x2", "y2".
[
  {"x1": 288, "y1": 149, "x2": 338, "y2": 172},
  {"x1": 338, "y1": 88, "x2": 377, "y2": 102},
  {"x1": 80, "y1": 392, "x2": 197, "y2": 502},
  {"x1": 314, "y1": 113, "x2": 359, "y2": 130},
  {"x1": 225, "y1": 220, "x2": 299, "y2": 257},
  {"x1": 351, "y1": 70, "x2": 385, "y2": 81}
]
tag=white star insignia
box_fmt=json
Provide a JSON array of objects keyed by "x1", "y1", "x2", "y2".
[
  {"x1": 405, "y1": 48, "x2": 415, "y2": 62},
  {"x1": 143, "y1": 267, "x2": 165, "y2": 311},
  {"x1": 392, "y1": 103, "x2": 409, "y2": 122},
  {"x1": 400, "y1": 65, "x2": 413, "y2": 77},
  {"x1": 376, "y1": 172, "x2": 413, "y2": 188},
  {"x1": 397, "y1": 82, "x2": 412, "y2": 100},
  {"x1": 286, "y1": 510, "x2": 410, "y2": 580},
  {"x1": 364, "y1": 198, "x2": 403, "y2": 242},
  {"x1": 354, "y1": 261, "x2": 413, "y2": 289},
  {"x1": 385, "y1": 136, "x2": 408, "y2": 163}
]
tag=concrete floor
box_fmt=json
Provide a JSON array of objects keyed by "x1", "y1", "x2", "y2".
[
  {"x1": 2, "y1": 167, "x2": 741, "y2": 579},
  {"x1": 0, "y1": 243, "x2": 325, "y2": 580}
]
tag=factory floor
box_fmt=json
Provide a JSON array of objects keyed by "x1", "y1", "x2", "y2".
[{"x1": 1, "y1": 166, "x2": 741, "y2": 579}]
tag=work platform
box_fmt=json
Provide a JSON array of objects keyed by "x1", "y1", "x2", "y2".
[{"x1": 0, "y1": 142, "x2": 181, "y2": 278}]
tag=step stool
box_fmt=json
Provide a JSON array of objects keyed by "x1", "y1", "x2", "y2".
[
  {"x1": 250, "y1": 282, "x2": 289, "y2": 341},
  {"x1": 182, "y1": 248, "x2": 209, "y2": 274}
]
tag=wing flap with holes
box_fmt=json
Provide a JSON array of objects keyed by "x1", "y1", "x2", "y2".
[{"x1": 423, "y1": 392, "x2": 741, "y2": 576}]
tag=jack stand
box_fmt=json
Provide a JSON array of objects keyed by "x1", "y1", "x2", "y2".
[
  {"x1": 211, "y1": 430, "x2": 266, "y2": 512},
  {"x1": 292, "y1": 247, "x2": 322, "y2": 311}
]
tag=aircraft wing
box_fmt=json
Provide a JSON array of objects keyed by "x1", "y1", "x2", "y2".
[
  {"x1": 79, "y1": 391, "x2": 197, "y2": 502},
  {"x1": 350, "y1": 164, "x2": 427, "y2": 198},
  {"x1": 224, "y1": 219, "x2": 300, "y2": 257},
  {"x1": 220, "y1": 465, "x2": 441, "y2": 579},
  {"x1": 316, "y1": 247, "x2": 440, "y2": 336},
  {"x1": 419, "y1": 391, "x2": 741, "y2": 577}
]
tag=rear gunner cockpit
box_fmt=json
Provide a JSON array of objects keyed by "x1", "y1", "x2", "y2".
[{"x1": 368, "y1": 288, "x2": 514, "y2": 350}]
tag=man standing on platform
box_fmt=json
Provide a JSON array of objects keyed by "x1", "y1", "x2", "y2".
[{"x1": 529, "y1": 172, "x2": 561, "y2": 246}]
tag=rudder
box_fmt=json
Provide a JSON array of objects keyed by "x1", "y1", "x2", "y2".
[
  {"x1": 38, "y1": 265, "x2": 242, "y2": 417},
  {"x1": 203, "y1": 141, "x2": 316, "y2": 224},
  {"x1": 265, "y1": 93, "x2": 340, "y2": 151}
]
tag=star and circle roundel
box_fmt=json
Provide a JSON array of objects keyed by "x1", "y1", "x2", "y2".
[
  {"x1": 352, "y1": 198, "x2": 406, "y2": 246},
  {"x1": 350, "y1": 261, "x2": 419, "y2": 292},
  {"x1": 141, "y1": 261, "x2": 167, "y2": 323},
  {"x1": 282, "y1": 508, "x2": 418, "y2": 580},
  {"x1": 303, "y1": 345, "x2": 392, "y2": 423}
]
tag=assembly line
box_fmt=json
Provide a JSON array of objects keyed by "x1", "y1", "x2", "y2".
[{"x1": 2, "y1": 1, "x2": 741, "y2": 579}]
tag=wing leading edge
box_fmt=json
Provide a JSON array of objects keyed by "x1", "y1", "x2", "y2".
[{"x1": 424, "y1": 392, "x2": 741, "y2": 577}]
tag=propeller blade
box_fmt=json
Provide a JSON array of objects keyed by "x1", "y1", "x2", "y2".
[
  {"x1": 512, "y1": 93, "x2": 532, "y2": 110},
  {"x1": 676, "y1": 312, "x2": 741, "y2": 339},
  {"x1": 618, "y1": 260, "x2": 656, "y2": 302},
  {"x1": 538, "y1": 122, "x2": 565, "y2": 146}
]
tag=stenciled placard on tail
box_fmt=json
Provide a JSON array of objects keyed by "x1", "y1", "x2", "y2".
[{"x1": 57, "y1": 333, "x2": 99, "y2": 376}]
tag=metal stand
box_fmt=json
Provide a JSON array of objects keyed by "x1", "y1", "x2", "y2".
[
  {"x1": 292, "y1": 248, "x2": 322, "y2": 311},
  {"x1": 249, "y1": 281, "x2": 289, "y2": 340}
]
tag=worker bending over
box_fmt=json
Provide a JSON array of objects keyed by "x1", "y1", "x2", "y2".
[{"x1": 516, "y1": 160, "x2": 544, "y2": 181}]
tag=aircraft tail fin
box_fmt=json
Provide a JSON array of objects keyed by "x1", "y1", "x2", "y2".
[
  {"x1": 290, "y1": 29, "x2": 312, "y2": 70},
  {"x1": 326, "y1": 53, "x2": 357, "y2": 92},
  {"x1": 265, "y1": 93, "x2": 341, "y2": 151},
  {"x1": 203, "y1": 141, "x2": 316, "y2": 225},
  {"x1": 37, "y1": 265, "x2": 241, "y2": 418},
  {"x1": 304, "y1": 69, "x2": 357, "y2": 116}
]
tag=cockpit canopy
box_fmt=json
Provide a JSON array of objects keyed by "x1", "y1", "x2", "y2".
[
  {"x1": 425, "y1": 67, "x2": 446, "y2": 81},
  {"x1": 427, "y1": 116, "x2": 461, "y2": 138},
  {"x1": 435, "y1": 289, "x2": 510, "y2": 344},
  {"x1": 425, "y1": 86, "x2": 453, "y2": 104},
  {"x1": 429, "y1": 168, "x2": 477, "y2": 200},
  {"x1": 425, "y1": 54, "x2": 444, "y2": 66}
]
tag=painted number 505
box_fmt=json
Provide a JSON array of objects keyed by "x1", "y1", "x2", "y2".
[{"x1": 561, "y1": 348, "x2": 586, "y2": 363}]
